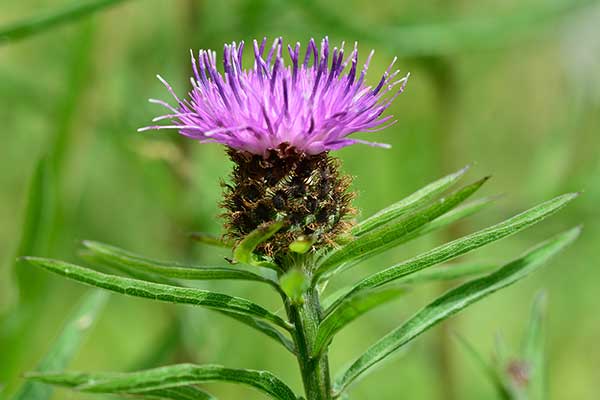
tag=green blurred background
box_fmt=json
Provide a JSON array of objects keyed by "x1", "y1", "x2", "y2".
[{"x1": 1, "y1": 0, "x2": 598, "y2": 398}]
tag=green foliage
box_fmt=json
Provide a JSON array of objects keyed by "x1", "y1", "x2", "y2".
[
  {"x1": 313, "y1": 286, "x2": 407, "y2": 358},
  {"x1": 333, "y1": 227, "x2": 580, "y2": 395},
  {"x1": 22, "y1": 257, "x2": 292, "y2": 331},
  {"x1": 352, "y1": 165, "x2": 470, "y2": 236},
  {"x1": 316, "y1": 177, "x2": 490, "y2": 278},
  {"x1": 19, "y1": 168, "x2": 578, "y2": 400},
  {"x1": 11, "y1": 290, "x2": 108, "y2": 400},
  {"x1": 82, "y1": 240, "x2": 277, "y2": 286},
  {"x1": 325, "y1": 192, "x2": 578, "y2": 314},
  {"x1": 27, "y1": 364, "x2": 296, "y2": 400},
  {"x1": 2, "y1": 0, "x2": 593, "y2": 397}
]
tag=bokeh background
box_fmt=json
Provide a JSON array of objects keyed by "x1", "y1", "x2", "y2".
[{"x1": 1, "y1": 0, "x2": 599, "y2": 399}]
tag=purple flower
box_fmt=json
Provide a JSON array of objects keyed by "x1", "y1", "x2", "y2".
[{"x1": 140, "y1": 37, "x2": 409, "y2": 155}]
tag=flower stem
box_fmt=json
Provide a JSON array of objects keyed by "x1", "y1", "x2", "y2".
[{"x1": 286, "y1": 287, "x2": 332, "y2": 400}]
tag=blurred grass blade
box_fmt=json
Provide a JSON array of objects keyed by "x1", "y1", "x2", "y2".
[
  {"x1": 82, "y1": 240, "x2": 276, "y2": 286},
  {"x1": 233, "y1": 221, "x2": 284, "y2": 268},
  {"x1": 454, "y1": 334, "x2": 511, "y2": 400},
  {"x1": 333, "y1": 226, "x2": 580, "y2": 394},
  {"x1": 215, "y1": 310, "x2": 296, "y2": 354},
  {"x1": 326, "y1": 193, "x2": 578, "y2": 314},
  {"x1": 353, "y1": 165, "x2": 470, "y2": 236},
  {"x1": 13, "y1": 157, "x2": 56, "y2": 304},
  {"x1": 12, "y1": 290, "x2": 108, "y2": 400},
  {"x1": 522, "y1": 291, "x2": 548, "y2": 400},
  {"x1": 189, "y1": 232, "x2": 234, "y2": 249},
  {"x1": 312, "y1": 287, "x2": 407, "y2": 358},
  {"x1": 23, "y1": 257, "x2": 292, "y2": 331},
  {"x1": 316, "y1": 177, "x2": 489, "y2": 278},
  {"x1": 27, "y1": 364, "x2": 297, "y2": 400},
  {"x1": 0, "y1": 0, "x2": 130, "y2": 44}
]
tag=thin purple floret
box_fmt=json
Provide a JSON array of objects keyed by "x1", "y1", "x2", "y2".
[{"x1": 140, "y1": 37, "x2": 409, "y2": 155}]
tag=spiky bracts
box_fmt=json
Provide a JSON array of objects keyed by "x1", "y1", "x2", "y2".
[{"x1": 222, "y1": 144, "x2": 355, "y2": 260}]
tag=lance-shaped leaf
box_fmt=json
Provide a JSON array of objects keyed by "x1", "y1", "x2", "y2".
[
  {"x1": 189, "y1": 232, "x2": 234, "y2": 249},
  {"x1": 312, "y1": 287, "x2": 407, "y2": 358},
  {"x1": 333, "y1": 226, "x2": 580, "y2": 395},
  {"x1": 82, "y1": 241, "x2": 276, "y2": 286},
  {"x1": 23, "y1": 257, "x2": 292, "y2": 331},
  {"x1": 326, "y1": 193, "x2": 578, "y2": 314},
  {"x1": 353, "y1": 165, "x2": 470, "y2": 236},
  {"x1": 316, "y1": 177, "x2": 489, "y2": 278},
  {"x1": 121, "y1": 386, "x2": 216, "y2": 400},
  {"x1": 397, "y1": 263, "x2": 498, "y2": 285},
  {"x1": 318, "y1": 196, "x2": 497, "y2": 282},
  {"x1": 78, "y1": 252, "x2": 292, "y2": 353},
  {"x1": 233, "y1": 221, "x2": 284, "y2": 269},
  {"x1": 12, "y1": 290, "x2": 108, "y2": 400},
  {"x1": 27, "y1": 364, "x2": 297, "y2": 400}
]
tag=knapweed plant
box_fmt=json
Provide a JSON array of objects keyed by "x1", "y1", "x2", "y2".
[{"x1": 23, "y1": 38, "x2": 579, "y2": 400}]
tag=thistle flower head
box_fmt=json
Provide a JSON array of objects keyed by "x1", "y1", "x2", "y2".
[{"x1": 140, "y1": 37, "x2": 409, "y2": 156}]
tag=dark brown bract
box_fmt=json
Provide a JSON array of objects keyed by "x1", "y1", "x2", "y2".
[{"x1": 221, "y1": 143, "x2": 355, "y2": 261}]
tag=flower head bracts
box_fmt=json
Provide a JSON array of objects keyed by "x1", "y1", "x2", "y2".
[{"x1": 140, "y1": 37, "x2": 409, "y2": 155}]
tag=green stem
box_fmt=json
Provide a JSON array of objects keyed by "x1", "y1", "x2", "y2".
[{"x1": 286, "y1": 287, "x2": 332, "y2": 400}]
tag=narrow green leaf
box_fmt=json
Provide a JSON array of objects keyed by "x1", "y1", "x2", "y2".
[
  {"x1": 413, "y1": 195, "x2": 499, "y2": 239},
  {"x1": 78, "y1": 253, "x2": 292, "y2": 352},
  {"x1": 319, "y1": 196, "x2": 497, "y2": 282},
  {"x1": 82, "y1": 241, "x2": 276, "y2": 286},
  {"x1": 79, "y1": 248, "x2": 180, "y2": 286},
  {"x1": 333, "y1": 226, "x2": 580, "y2": 394},
  {"x1": 522, "y1": 291, "x2": 547, "y2": 400},
  {"x1": 313, "y1": 287, "x2": 407, "y2": 358},
  {"x1": 23, "y1": 257, "x2": 292, "y2": 331},
  {"x1": 233, "y1": 221, "x2": 284, "y2": 268},
  {"x1": 327, "y1": 193, "x2": 578, "y2": 314},
  {"x1": 28, "y1": 364, "x2": 297, "y2": 400},
  {"x1": 12, "y1": 290, "x2": 108, "y2": 400},
  {"x1": 214, "y1": 310, "x2": 296, "y2": 354},
  {"x1": 130, "y1": 386, "x2": 216, "y2": 400},
  {"x1": 397, "y1": 263, "x2": 498, "y2": 285},
  {"x1": 21, "y1": 371, "x2": 217, "y2": 399},
  {"x1": 316, "y1": 177, "x2": 489, "y2": 278},
  {"x1": 0, "y1": 0, "x2": 130, "y2": 44},
  {"x1": 454, "y1": 334, "x2": 511, "y2": 400},
  {"x1": 189, "y1": 232, "x2": 233, "y2": 249},
  {"x1": 353, "y1": 165, "x2": 470, "y2": 236}
]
